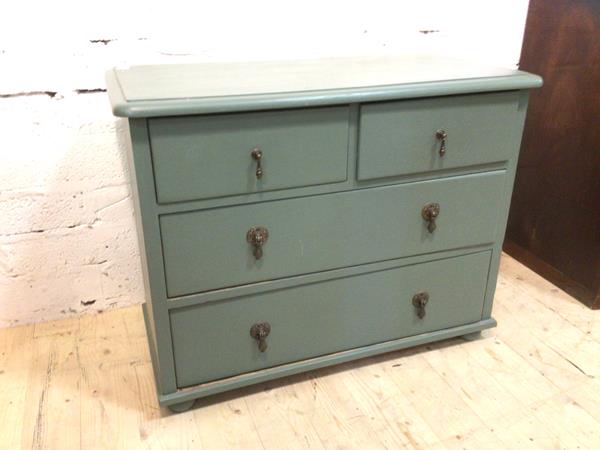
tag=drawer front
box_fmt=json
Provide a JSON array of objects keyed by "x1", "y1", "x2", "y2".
[
  {"x1": 161, "y1": 171, "x2": 505, "y2": 297},
  {"x1": 149, "y1": 106, "x2": 350, "y2": 203},
  {"x1": 171, "y1": 251, "x2": 491, "y2": 387},
  {"x1": 357, "y1": 92, "x2": 520, "y2": 180}
]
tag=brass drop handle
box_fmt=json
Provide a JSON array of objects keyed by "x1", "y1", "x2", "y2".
[
  {"x1": 251, "y1": 148, "x2": 263, "y2": 179},
  {"x1": 246, "y1": 226, "x2": 269, "y2": 260},
  {"x1": 250, "y1": 322, "x2": 271, "y2": 352},
  {"x1": 421, "y1": 202, "x2": 440, "y2": 233},
  {"x1": 412, "y1": 292, "x2": 429, "y2": 319},
  {"x1": 435, "y1": 129, "x2": 447, "y2": 157}
]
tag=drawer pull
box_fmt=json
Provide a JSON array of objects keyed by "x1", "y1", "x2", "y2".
[
  {"x1": 435, "y1": 129, "x2": 448, "y2": 156},
  {"x1": 251, "y1": 148, "x2": 264, "y2": 179},
  {"x1": 250, "y1": 322, "x2": 271, "y2": 352},
  {"x1": 246, "y1": 226, "x2": 269, "y2": 260},
  {"x1": 412, "y1": 292, "x2": 430, "y2": 319},
  {"x1": 421, "y1": 202, "x2": 440, "y2": 233}
]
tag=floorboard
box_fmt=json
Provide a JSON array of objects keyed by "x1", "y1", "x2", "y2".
[{"x1": 1, "y1": 253, "x2": 599, "y2": 449}]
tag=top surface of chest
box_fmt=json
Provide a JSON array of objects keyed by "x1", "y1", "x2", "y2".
[{"x1": 107, "y1": 56, "x2": 542, "y2": 117}]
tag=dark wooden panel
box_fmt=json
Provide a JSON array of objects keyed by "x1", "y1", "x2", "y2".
[{"x1": 505, "y1": 0, "x2": 600, "y2": 308}]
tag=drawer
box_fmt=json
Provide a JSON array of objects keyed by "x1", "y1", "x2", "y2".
[
  {"x1": 171, "y1": 250, "x2": 491, "y2": 387},
  {"x1": 161, "y1": 171, "x2": 506, "y2": 297},
  {"x1": 149, "y1": 106, "x2": 350, "y2": 203},
  {"x1": 357, "y1": 92, "x2": 520, "y2": 180}
]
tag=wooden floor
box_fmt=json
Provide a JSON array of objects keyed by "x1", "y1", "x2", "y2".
[{"x1": 1, "y1": 254, "x2": 599, "y2": 450}]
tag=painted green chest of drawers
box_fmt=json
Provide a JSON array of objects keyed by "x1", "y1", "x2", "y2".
[{"x1": 107, "y1": 57, "x2": 541, "y2": 412}]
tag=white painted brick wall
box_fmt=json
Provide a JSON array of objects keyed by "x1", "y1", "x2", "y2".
[{"x1": 0, "y1": 0, "x2": 530, "y2": 327}]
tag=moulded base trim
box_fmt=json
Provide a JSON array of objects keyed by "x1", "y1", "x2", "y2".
[{"x1": 158, "y1": 317, "x2": 496, "y2": 408}]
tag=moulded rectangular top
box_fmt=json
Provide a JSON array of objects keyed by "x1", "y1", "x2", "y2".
[{"x1": 106, "y1": 55, "x2": 542, "y2": 118}]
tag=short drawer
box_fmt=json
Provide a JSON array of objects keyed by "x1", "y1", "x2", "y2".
[
  {"x1": 171, "y1": 250, "x2": 491, "y2": 387},
  {"x1": 161, "y1": 171, "x2": 506, "y2": 297},
  {"x1": 357, "y1": 92, "x2": 520, "y2": 180},
  {"x1": 149, "y1": 106, "x2": 350, "y2": 203}
]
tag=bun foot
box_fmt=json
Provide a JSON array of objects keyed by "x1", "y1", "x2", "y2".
[
  {"x1": 461, "y1": 331, "x2": 483, "y2": 341},
  {"x1": 167, "y1": 400, "x2": 195, "y2": 413}
]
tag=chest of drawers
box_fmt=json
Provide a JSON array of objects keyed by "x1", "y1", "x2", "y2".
[{"x1": 107, "y1": 57, "x2": 541, "y2": 412}]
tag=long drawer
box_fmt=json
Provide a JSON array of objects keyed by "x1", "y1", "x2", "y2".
[
  {"x1": 160, "y1": 171, "x2": 506, "y2": 297},
  {"x1": 149, "y1": 106, "x2": 350, "y2": 203},
  {"x1": 171, "y1": 250, "x2": 491, "y2": 387}
]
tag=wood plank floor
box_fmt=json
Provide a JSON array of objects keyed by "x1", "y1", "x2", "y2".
[{"x1": 1, "y1": 254, "x2": 599, "y2": 449}]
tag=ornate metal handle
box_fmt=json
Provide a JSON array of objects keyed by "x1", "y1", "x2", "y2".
[
  {"x1": 412, "y1": 292, "x2": 430, "y2": 319},
  {"x1": 421, "y1": 202, "x2": 440, "y2": 233},
  {"x1": 250, "y1": 322, "x2": 271, "y2": 352},
  {"x1": 251, "y1": 148, "x2": 263, "y2": 179},
  {"x1": 435, "y1": 129, "x2": 447, "y2": 157},
  {"x1": 246, "y1": 226, "x2": 269, "y2": 260}
]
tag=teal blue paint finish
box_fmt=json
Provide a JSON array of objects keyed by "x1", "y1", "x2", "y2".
[
  {"x1": 160, "y1": 171, "x2": 506, "y2": 297},
  {"x1": 170, "y1": 251, "x2": 491, "y2": 388},
  {"x1": 106, "y1": 59, "x2": 541, "y2": 409},
  {"x1": 126, "y1": 119, "x2": 178, "y2": 394},
  {"x1": 358, "y1": 91, "x2": 521, "y2": 180},
  {"x1": 149, "y1": 106, "x2": 350, "y2": 203}
]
